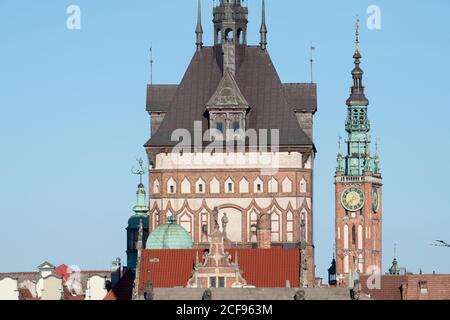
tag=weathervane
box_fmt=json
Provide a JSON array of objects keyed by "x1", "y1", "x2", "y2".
[
  {"x1": 131, "y1": 158, "x2": 147, "y2": 185},
  {"x1": 355, "y1": 16, "x2": 360, "y2": 50}
]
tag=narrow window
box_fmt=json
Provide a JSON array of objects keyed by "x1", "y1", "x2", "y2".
[
  {"x1": 233, "y1": 121, "x2": 240, "y2": 131},
  {"x1": 216, "y1": 121, "x2": 224, "y2": 133},
  {"x1": 218, "y1": 277, "x2": 225, "y2": 288},
  {"x1": 170, "y1": 185, "x2": 174, "y2": 194},
  {"x1": 199, "y1": 184, "x2": 203, "y2": 193},
  {"x1": 352, "y1": 225, "x2": 356, "y2": 245},
  {"x1": 228, "y1": 183, "x2": 233, "y2": 192},
  {"x1": 210, "y1": 277, "x2": 217, "y2": 288},
  {"x1": 257, "y1": 184, "x2": 261, "y2": 192}
]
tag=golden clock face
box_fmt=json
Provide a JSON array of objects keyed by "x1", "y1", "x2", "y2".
[{"x1": 341, "y1": 188, "x2": 365, "y2": 211}]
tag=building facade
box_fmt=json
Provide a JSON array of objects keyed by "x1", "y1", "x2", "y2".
[
  {"x1": 334, "y1": 19, "x2": 382, "y2": 284},
  {"x1": 145, "y1": 0, "x2": 317, "y2": 286}
]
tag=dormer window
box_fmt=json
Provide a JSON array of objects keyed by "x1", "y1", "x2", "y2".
[{"x1": 205, "y1": 70, "x2": 250, "y2": 142}]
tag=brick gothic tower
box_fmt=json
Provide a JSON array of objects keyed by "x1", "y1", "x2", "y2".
[
  {"x1": 335, "y1": 19, "x2": 382, "y2": 285},
  {"x1": 146, "y1": 0, "x2": 317, "y2": 286}
]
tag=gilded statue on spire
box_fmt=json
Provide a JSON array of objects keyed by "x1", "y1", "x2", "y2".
[{"x1": 131, "y1": 158, "x2": 147, "y2": 185}]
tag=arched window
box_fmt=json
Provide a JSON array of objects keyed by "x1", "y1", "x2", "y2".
[
  {"x1": 179, "y1": 212, "x2": 193, "y2": 236},
  {"x1": 249, "y1": 210, "x2": 258, "y2": 243},
  {"x1": 217, "y1": 29, "x2": 222, "y2": 44},
  {"x1": 225, "y1": 28, "x2": 234, "y2": 41},
  {"x1": 269, "y1": 177, "x2": 278, "y2": 193},
  {"x1": 167, "y1": 178, "x2": 176, "y2": 194},
  {"x1": 271, "y1": 212, "x2": 281, "y2": 242},
  {"x1": 237, "y1": 29, "x2": 243, "y2": 45},
  {"x1": 287, "y1": 211, "x2": 294, "y2": 242},
  {"x1": 344, "y1": 225, "x2": 349, "y2": 249},
  {"x1": 153, "y1": 179, "x2": 160, "y2": 194},
  {"x1": 201, "y1": 212, "x2": 208, "y2": 243},
  {"x1": 352, "y1": 225, "x2": 356, "y2": 246},
  {"x1": 300, "y1": 178, "x2": 307, "y2": 193},
  {"x1": 358, "y1": 225, "x2": 363, "y2": 250},
  {"x1": 344, "y1": 255, "x2": 349, "y2": 273}
]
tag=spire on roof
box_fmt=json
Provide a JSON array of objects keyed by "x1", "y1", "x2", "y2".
[
  {"x1": 346, "y1": 16, "x2": 369, "y2": 107},
  {"x1": 195, "y1": 0, "x2": 203, "y2": 50},
  {"x1": 260, "y1": 0, "x2": 267, "y2": 50},
  {"x1": 131, "y1": 158, "x2": 149, "y2": 216}
]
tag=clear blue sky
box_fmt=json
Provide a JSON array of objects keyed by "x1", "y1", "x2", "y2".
[{"x1": 1, "y1": 0, "x2": 449, "y2": 278}]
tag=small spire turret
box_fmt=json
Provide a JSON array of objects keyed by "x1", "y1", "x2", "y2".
[
  {"x1": 195, "y1": 0, "x2": 203, "y2": 50},
  {"x1": 260, "y1": 0, "x2": 267, "y2": 50}
]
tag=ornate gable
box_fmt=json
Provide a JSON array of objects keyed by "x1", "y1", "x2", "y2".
[{"x1": 206, "y1": 69, "x2": 249, "y2": 110}]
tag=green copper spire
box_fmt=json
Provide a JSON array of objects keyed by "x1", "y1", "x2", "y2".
[
  {"x1": 337, "y1": 18, "x2": 380, "y2": 177},
  {"x1": 131, "y1": 158, "x2": 149, "y2": 216},
  {"x1": 133, "y1": 183, "x2": 149, "y2": 216}
]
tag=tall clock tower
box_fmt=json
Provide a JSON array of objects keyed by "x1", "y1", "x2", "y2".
[{"x1": 335, "y1": 19, "x2": 382, "y2": 285}]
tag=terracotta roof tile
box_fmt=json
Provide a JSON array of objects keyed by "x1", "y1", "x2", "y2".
[
  {"x1": 18, "y1": 288, "x2": 39, "y2": 301},
  {"x1": 138, "y1": 248, "x2": 300, "y2": 293}
]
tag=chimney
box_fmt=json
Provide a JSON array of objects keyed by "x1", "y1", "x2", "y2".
[{"x1": 257, "y1": 213, "x2": 271, "y2": 249}]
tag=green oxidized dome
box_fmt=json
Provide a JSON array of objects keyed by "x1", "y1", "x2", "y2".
[{"x1": 145, "y1": 216, "x2": 193, "y2": 250}]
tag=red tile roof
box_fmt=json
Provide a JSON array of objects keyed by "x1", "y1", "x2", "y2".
[
  {"x1": 18, "y1": 288, "x2": 39, "y2": 301},
  {"x1": 360, "y1": 275, "x2": 407, "y2": 300},
  {"x1": 138, "y1": 248, "x2": 300, "y2": 293}
]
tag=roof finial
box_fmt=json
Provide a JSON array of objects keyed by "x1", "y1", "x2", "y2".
[
  {"x1": 394, "y1": 243, "x2": 397, "y2": 259},
  {"x1": 375, "y1": 137, "x2": 379, "y2": 156},
  {"x1": 149, "y1": 43, "x2": 154, "y2": 85},
  {"x1": 260, "y1": 0, "x2": 267, "y2": 50},
  {"x1": 355, "y1": 16, "x2": 360, "y2": 52},
  {"x1": 131, "y1": 158, "x2": 147, "y2": 186},
  {"x1": 310, "y1": 42, "x2": 316, "y2": 83},
  {"x1": 338, "y1": 136, "x2": 342, "y2": 155},
  {"x1": 195, "y1": 0, "x2": 203, "y2": 51}
]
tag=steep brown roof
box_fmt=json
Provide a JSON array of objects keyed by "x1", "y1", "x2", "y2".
[
  {"x1": 145, "y1": 46, "x2": 314, "y2": 148},
  {"x1": 283, "y1": 83, "x2": 317, "y2": 113},
  {"x1": 146, "y1": 85, "x2": 178, "y2": 112}
]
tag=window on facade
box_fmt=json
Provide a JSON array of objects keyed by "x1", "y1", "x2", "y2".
[
  {"x1": 218, "y1": 277, "x2": 225, "y2": 288},
  {"x1": 210, "y1": 277, "x2": 217, "y2": 288},
  {"x1": 257, "y1": 184, "x2": 261, "y2": 192},
  {"x1": 287, "y1": 212, "x2": 294, "y2": 242},
  {"x1": 170, "y1": 185, "x2": 174, "y2": 193},
  {"x1": 352, "y1": 225, "x2": 356, "y2": 245},
  {"x1": 233, "y1": 121, "x2": 240, "y2": 131},
  {"x1": 420, "y1": 282, "x2": 428, "y2": 294},
  {"x1": 271, "y1": 213, "x2": 281, "y2": 242},
  {"x1": 199, "y1": 184, "x2": 203, "y2": 193},
  {"x1": 216, "y1": 122, "x2": 224, "y2": 133},
  {"x1": 155, "y1": 213, "x2": 160, "y2": 228},
  {"x1": 228, "y1": 183, "x2": 233, "y2": 192},
  {"x1": 201, "y1": 213, "x2": 208, "y2": 243}
]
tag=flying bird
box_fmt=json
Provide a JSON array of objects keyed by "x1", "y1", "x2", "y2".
[{"x1": 431, "y1": 240, "x2": 450, "y2": 247}]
